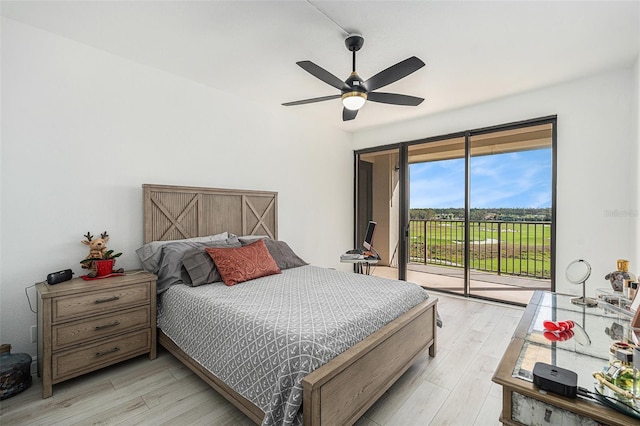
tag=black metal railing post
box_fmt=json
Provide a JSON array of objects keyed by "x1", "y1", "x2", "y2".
[
  {"x1": 423, "y1": 219, "x2": 427, "y2": 264},
  {"x1": 497, "y1": 221, "x2": 502, "y2": 276}
]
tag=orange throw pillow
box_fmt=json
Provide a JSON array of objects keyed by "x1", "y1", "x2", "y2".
[{"x1": 205, "y1": 239, "x2": 281, "y2": 286}]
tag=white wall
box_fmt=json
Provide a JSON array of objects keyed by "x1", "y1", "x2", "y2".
[
  {"x1": 354, "y1": 67, "x2": 638, "y2": 297},
  {"x1": 633, "y1": 55, "x2": 640, "y2": 272},
  {"x1": 0, "y1": 18, "x2": 353, "y2": 356}
]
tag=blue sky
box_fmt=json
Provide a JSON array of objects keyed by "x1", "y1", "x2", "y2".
[{"x1": 410, "y1": 148, "x2": 552, "y2": 209}]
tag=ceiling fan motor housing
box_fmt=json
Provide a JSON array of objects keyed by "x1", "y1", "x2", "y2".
[
  {"x1": 344, "y1": 72, "x2": 367, "y2": 95},
  {"x1": 345, "y1": 34, "x2": 364, "y2": 52}
]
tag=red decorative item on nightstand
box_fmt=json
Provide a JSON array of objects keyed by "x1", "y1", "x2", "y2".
[
  {"x1": 542, "y1": 319, "x2": 576, "y2": 342},
  {"x1": 95, "y1": 259, "x2": 114, "y2": 276},
  {"x1": 543, "y1": 320, "x2": 575, "y2": 332}
]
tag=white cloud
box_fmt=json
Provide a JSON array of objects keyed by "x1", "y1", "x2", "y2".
[{"x1": 410, "y1": 149, "x2": 551, "y2": 208}]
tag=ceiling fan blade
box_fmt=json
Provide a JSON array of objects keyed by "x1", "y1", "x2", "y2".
[
  {"x1": 367, "y1": 92, "x2": 424, "y2": 106},
  {"x1": 297, "y1": 61, "x2": 350, "y2": 91},
  {"x1": 343, "y1": 108, "x2": 358, "y2": 121},
  {"x1": 364, "y1": 56, "x2": 425, "y2": 92},
  {"x1": 282, "y1": 94, "x2": 341, "y2": 106}
]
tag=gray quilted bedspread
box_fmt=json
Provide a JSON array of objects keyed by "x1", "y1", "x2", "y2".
[{"x1": 158, "y1": 265, "x2": 430, "y2": 426}]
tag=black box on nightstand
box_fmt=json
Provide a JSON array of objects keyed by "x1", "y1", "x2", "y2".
[{"x1": 533, "y1": 362, "x2": 578, "y2": 399}]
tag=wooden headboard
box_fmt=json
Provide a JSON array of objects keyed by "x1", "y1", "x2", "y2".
[{"x1": 143, "y1": 184, "x2": 278, "y2": 244}]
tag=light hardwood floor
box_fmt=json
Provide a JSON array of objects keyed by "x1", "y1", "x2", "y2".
[{"x1": 0, "y1": 292, "x2": 524, "y2": 425}]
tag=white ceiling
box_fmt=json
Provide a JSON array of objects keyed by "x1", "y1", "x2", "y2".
[{"x1": 2, "y1": 1, "x2": 639, "y2": 132}]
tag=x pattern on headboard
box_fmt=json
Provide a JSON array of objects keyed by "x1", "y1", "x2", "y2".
[{"x1": 143, "y1": 184, "x2": 278, "y2": 244}]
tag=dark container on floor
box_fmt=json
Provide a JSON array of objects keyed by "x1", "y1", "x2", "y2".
[{"x1": 0, "y1": 343, "x2": 32, "y2": 400}]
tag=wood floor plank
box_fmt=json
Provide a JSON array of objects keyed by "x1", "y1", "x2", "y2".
[
  {"x1": 70, "y1": 397, "x2": 149, "y2": 426},
  {"x1": 107, "y1": 352, "x2": 179, "y2": 390},
  {"x1": 361, "y1": 352, "x2": 436, "y2": 424},
  {"x1": 424, "y1": 328, "x2": 490, "y2": 391},
  {"x1": 120, "y1": 387, "x2": 235, "y2": 425},
  {"x1": 111, "y1": 368, "x2": 177, "y2": 397},
  {"x1": 141, "y1": 372, "x2": 210, "y2": 409},
  {"x1": 42, "y1": 370, "x2": 175, "y2": 425},
  {"x1": 469, "y1": 303, "x2": 510, "y2": 333},
  {"x1": 0, "y1": 378, "x2": 115, "y2": 425},
  {"x1": 478, "y1": 311, "x2": 521, "y2": 359},
  {"x1": 474, "y1": 385, "x2": 503, "y2": 426},
  {"x1": 354, "y1": 415, "x2": 383, "y2": 426},
  {"x1": 168, "y1": 362, "x2": 196, "y2": 381},
  {"x1": 184, "y1": 409, "x2": 249, "y2": 426},
  {"x1": 384, "y1": 380, "x2": 451, "y2": 425},
  {"x1": 428, "y1": 352, "x2": 501, "y2": 425}
]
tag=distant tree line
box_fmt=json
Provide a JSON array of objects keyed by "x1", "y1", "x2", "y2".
[{"x1": 410, "y1": 208, "x2": 551, "y2": 222}]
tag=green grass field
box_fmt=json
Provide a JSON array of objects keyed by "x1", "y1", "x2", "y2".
[{"x1": 409, "y1": 220, "x2": 551, "y2": 279}]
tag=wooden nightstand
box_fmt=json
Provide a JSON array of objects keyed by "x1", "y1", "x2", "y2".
[
  {"x1": 36, "y1": 271, "x2": 157, "y2": 398},
  {"x1": 492, "y1": 291, "x2": 637, "y2": 425}
]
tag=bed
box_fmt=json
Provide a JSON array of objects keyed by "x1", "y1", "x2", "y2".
[{"x1": 142, "y1": 184, "x2": 438, "y2": 426}]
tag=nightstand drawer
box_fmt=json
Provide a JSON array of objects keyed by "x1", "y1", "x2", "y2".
[
  {"x1": 52, "y1": 329, "x2": 151, "y2": 380},
  {"x1": 53, "y1": 306, "x2": 150, "y2": 350},
  {"x1": 52, "y1": 282, "x2": 150, "y2": 322}
]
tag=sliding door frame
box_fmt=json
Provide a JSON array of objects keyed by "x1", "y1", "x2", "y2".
[
  {"x1": 398, "y1": 145, "x2": 409, "y2": 281},
  {"x1": 463, "y1": 116, "x2": 558, "y2": 300},
  {"x1": 354, "y1": 115, "x2": 557, "y2": 303}
]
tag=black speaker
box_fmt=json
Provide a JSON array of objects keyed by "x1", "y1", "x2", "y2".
[
  {"x1": 46, "y1": 269, "x2": 73, "y2": 285},
  {"x1": 533, "y1": 362, "x2": 577, "y2": 398}
]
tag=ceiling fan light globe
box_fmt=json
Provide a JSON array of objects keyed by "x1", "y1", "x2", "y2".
[{"x1": 342, "y1": 91, "x2": 367, "y2": 110}]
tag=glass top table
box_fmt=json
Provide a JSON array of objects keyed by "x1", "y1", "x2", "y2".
[{"x1": 510, "y1": 291, "x2": 639, "y2": 419}]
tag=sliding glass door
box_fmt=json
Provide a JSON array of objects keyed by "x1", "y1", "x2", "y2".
[
  {"x1": 407, "y1": 137, "x2": 466, "y2": 294},
  {"x1": 355, "y1": 116, "x2": 556, "y2": 305},
  {"x1": 468, "y1": 123, "x2": 554, "y2": 304}
]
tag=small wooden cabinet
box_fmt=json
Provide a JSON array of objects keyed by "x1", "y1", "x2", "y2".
[{"x1": 37, "y1": 271, "x2": 157, "y2": 398}]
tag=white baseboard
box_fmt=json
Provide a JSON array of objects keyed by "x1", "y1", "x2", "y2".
[{"x1": 30, "y1": 357, "x2": 37, "y2": 375}]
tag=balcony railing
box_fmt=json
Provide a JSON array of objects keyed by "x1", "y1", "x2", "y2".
[{"x1": 409, "y1": 219, "x2": 551, "y2": 280}]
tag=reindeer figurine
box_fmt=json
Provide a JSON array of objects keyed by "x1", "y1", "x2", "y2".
[
  {"x1": 81, "y1": 231, "x2": 109, "y2": 263},
  {"x1": 80, "y1": 231, "x2": 123, "y2": 277}
]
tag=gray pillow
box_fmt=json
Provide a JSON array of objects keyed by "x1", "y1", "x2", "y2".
[
  {"x1": 155, "y1": 236, "x2": 239, "y2": 293},
  {"x1": 136, "y1": 232, "x2": 228, "y2": 274},
  {"x1": 239, "y1": 237, "x2": 307, "y2": 270},
  {"x1": 263, "y1": 239, "x2": 308, "y2": 270},
  {"x1": 238, "y1": 235, "x2": 269, "y2": 245},
  {"x1": 181, "y1": 239, "x2": 242, "y2": 286}
]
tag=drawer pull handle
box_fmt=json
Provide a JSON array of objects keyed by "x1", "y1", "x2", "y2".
[
  {"x1": 94, "y1": 321, "x2": 120, "y2": 331},
  {"x1": 95, "y1": 347, "x2": 120, "y2": 357},
  {"x1": 94, "y1": 296, "x2": 120, "y2": 304}
]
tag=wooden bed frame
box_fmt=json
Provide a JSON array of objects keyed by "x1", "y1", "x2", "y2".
[{"x1": 143, "y1": 183, "x2": 437, "y2": 425}]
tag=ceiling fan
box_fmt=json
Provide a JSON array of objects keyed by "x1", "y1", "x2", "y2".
[{"x1": 282, "y1": 34, "x2": 425, "y2": 121}]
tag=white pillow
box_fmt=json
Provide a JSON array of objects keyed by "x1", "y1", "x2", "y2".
[{"x1": 136, "y1": 232, "x2": 228, "y2": 273}]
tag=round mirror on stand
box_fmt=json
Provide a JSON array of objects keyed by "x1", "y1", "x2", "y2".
[{"x1": 566, "y1": 259, "x2": 598, "y2": 307}]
